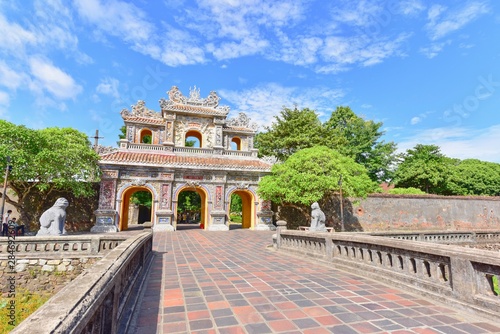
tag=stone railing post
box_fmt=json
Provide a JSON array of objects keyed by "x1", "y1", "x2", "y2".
[{"x1": 275, "y1": 220, "x2": 287, "y2": 249}]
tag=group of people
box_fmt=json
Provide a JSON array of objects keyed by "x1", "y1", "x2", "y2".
[{"x1": 1, "y1": 209, "x2": 25, "y2": 236}]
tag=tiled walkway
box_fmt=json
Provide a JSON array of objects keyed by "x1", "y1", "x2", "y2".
[{"x1": 130, "y1": 229, "x2": 500, "y2": 334}]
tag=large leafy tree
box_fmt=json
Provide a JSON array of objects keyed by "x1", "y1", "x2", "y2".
[
  {"x1": 323, "y1": 106, "x2": 397, "y2": 181},
  {"x1": 255, "y1": 106, "x2": 396, "y2": 182},
  {"x1": 258, "y1": 146, "x2": 377, "y2": 205},
  {"x1": 393, "y1": 144, "x2": 454, "y2": 194},
  {"x1": 0, "y1": 121, "x2": 101, "y2": 227},
  {"x1": 447, "y1": 159, "x2": 500, "y2": 196},
  {"x1": 255, "y1": 107, "x2": 324, "y2": 161}
]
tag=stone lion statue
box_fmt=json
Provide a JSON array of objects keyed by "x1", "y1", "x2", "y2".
[
  {"x1": 36, "y1": 198, "x2": 69, "y2": 236},
  {"x1": 309, "y1": 202, "x2": 327, "y2": 232}
]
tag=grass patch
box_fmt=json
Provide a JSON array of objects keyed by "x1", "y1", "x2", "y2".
[{"x1": 0, "y1": 288, "x2": 52, "y2": 333}]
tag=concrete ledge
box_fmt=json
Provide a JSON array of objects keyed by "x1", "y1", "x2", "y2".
[{"x1": 12, "y1": 231, "x2": 153, "y2": 333}]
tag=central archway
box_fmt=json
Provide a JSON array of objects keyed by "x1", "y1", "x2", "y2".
[
  {"x1": 174, "y1": 187, "x2": 208, "y2": 230},
  {"x1": 119, "y1": 186, "x2": 154, "y2": 231}
]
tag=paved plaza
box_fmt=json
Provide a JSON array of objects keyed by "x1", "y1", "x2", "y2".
[{"x1": 130, "y1": 228, "x2": 500, "y2": 333}]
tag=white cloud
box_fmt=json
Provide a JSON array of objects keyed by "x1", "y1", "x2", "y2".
[
  {"x1": 96, "y1": 77, "x2": 120, "y2": 99},
  {"x1": 331, "y1": 1, "x2": 384, "y2": 27},
  {"x1": 410, "y1": 117, "x2": 421, "y2": 125},
  {"x1": 0, "y1": 61, "x2": 25, "y2": 90},
  {"x1": 29, "y1": 57, "x2": 82, "y2": 100},
  {"x1": 426, "y1": 1, "x2": 489, "y2": 41},
  {"x1": 419, "y1": 40, "x2": 451, "y2": 58},
  {"x1": 220, "y1": 83, "x2": 344, "y2": 130},
  {"x1": 398, "y1": 0, "x2": 425, "y2": 16},
  {"x1": 397, "y1": 125, "x2": 500, "y2": 162},
  {"x1": 319, "y1": 32, "x2": 411, "y2": 71},
  {"x1": 0, "y1": 13, "x2": 37, "y2": 56}
]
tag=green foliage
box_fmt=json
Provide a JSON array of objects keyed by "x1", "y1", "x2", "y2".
[
  {"x1": 185, "y1": 140, "x2": 196, "y2": 147},
  {"x1": 0, "y1": 288, "x2": 51, "y2": 333},
  {"x1": 258, "y1": 146, "x2": 377, "y2": 205},
  {"x1": 177, "y1": 191, "x2": 201, "y2": 213},
  {"x1": 118, "y1": 125, "x2": 126, "y2": 140},
  {"x1": 255, "y1": 106, "x2": 396, "y2": 182},
  {"x1": 393, "y1": 144, "x2": 454, "y2": 194},
  {"x1": 324, "y1": 106, "x2": 397, "y2": 182},
  {"x1": 255, "y1": 107, "x2": 324, "y2": 161},
  {"x1": 130, "y1": 191, "x2": 152, "y2": 208},
  {"x1": 446, "y1": 159, "x2": 500, "y2": 196},
  {"x1": 230, "y1": 193, "x2": 242, "y2": 213},
  {"x1": 388, "y1": 187, "x2": 426, "y2": 195},
  {"x1": 0, "y1": 120, "x2": 101, "y2": 227},
  {"x1": 141, "y1": 135, "x2": 152, "y2": 144},
  {"x1": 493, "y1": 275, "x2": 500, "y2": 296}
]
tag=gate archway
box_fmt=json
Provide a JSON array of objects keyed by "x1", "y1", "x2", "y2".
[
  {"x1": 174, "y1": 187, "x2": 208, "y2": 230},
  {"x1": 119, "y1": 186, "x2": 154, "y2": 231},
  {"x1": 229, "y1": 190, "x2": 255, "y2": 229}
]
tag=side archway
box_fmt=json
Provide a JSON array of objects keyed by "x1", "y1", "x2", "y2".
[
  {"x1": 228, "y1": 189, "x2": 255, "y2": 229},
  {"x1": 118, "y1": 186, "x2": 155, "y2": 231}
]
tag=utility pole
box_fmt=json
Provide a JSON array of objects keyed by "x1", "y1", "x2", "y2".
[
  {"x1": 92, "y1": 129, "x2": 103, "y2": 153},
  {"x1": 339, "y1": 174, "x2": 344, "y2": 232},
  {"x1": 0, "y1": 156, "x2": 12, "y2": 223}
]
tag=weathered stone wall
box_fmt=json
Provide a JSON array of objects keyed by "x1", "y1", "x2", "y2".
[
  {"x1": 0, "y1": 257, "x2": 99, "y2": 295},
  {"x1": 276, "y1": 194, "x2": 500, "y2": 232},
  {"x1": 353, "y1": 194, "x2": 500, "y2": 231}
]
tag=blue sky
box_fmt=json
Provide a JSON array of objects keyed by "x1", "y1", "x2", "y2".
[{"x1": 1, "y1": 0, "x2": 500, "y2": 162}]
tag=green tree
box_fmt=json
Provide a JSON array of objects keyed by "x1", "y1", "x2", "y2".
[
  {"x1": 255, "y1": 107, "x2": 324, "y2": 161},
  {"x1": 119, "y1": 125, "x2": 126, "y2": 140},
  {"x1": 323, "y1": 106, "x2": 397, "y2": 182},
  {"x1": 230, "y1": 193, "x2": 242, "y2": 213},
  {"x1": 393, "y1": 144, "x2": 453, "y2": 194},
  {"x1": 255, "y1": 106, "x2": 396, "y2": 182},
  {"x1": 258, "y1": 146, "x2": 377, "y2": 205},
  {"x1": 0, "y1": 121, "x2": 101, "y2": 227},
  {"x1": 177, "y1": 191, "x2": 201, "y2": 213},
  {"x1": 131, "y1": 191, "x2": 152, "y2": 208},
  {"x1": 447, "y1": 159, "x2": 500, "y2": 196}
]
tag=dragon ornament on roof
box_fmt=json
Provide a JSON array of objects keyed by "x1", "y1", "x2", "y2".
[{"x1": 226, "y1": 112, "x2": 259, "y2": 131}]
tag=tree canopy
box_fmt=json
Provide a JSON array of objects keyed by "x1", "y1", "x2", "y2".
[
  {"x1": 447, "y1": 159, "x2": 500, "y2": 196},
  {"x1": 392, "y1": 144, "x2": 455, "y2": 194},
  {"x1": 255, "y1": 106, "x2": 396, "y2": 182},
  {"x1": 258, "y1": 146, "x2": 377, "y2": 205},
  {"x1": 0, "y1": 120, "x2": 101, "y2": 226},
  {"x1": 255, "y1": 107, "x2": 323, "y2": 161}
]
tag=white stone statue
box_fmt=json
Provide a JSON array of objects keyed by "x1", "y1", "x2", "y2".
[
  {"x1": 37, "y1": 198, "x2": 69, "y2": 236},
  {"x1": 309, "y1": 202, "x2": 326, "y2": 232}
]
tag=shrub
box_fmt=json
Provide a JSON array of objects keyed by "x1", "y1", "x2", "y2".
[{"x1": 388, "y1": 187, "x2": 426, "y2": 195}]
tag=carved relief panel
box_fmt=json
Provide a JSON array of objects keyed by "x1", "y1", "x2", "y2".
[{"x1": 99, "y1": 180, "x2": 116, "y2": 210}]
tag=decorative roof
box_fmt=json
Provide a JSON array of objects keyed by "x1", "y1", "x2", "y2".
[
  {"x1": 122, "y1": 115, "x2": 166, "y2": 125},
  {"x1": 225, "y1": 112, "x2": 258, "y2": 132},
  {"x1": 121, "y1": 100, "x2": 163, "y2": 124},
  {"x1": 160, "y1": 86, "x2": 230, "y2": 116},
  {"x1": 99, "y1": 151, "x2": 272, "y2": 171}
]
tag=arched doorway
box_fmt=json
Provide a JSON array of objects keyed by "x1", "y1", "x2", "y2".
[
  {"x1": 119, "y1": 186, "x2": 154, "y2": 231},
  {"x1": 229, "y1": 190, "x2": 255, "y2": 229},
  {"x1": 174, "y1": 187, "x2": 207, "y2": 230},
  {"x1": 185, "y1": 130, "x2": 202, "y2": 147}
]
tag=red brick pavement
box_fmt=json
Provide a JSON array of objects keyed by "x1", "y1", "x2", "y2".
[{"x1": 129, "y1": 229, "x2": 500, "y2": 333}]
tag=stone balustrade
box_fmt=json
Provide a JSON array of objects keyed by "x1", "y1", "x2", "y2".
[
  {"x1": 11, "y1": 231, "x2": 153, "y2": 334},
  {"x1": 275, "y1": 229, "x2": 500, "y2": 320},
  {"x1": 368, "y1": 231, "x2": 500, "y2": 244},
  {"x1": 0, "y1": 235, "x2": 128, "y2": 257}
]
